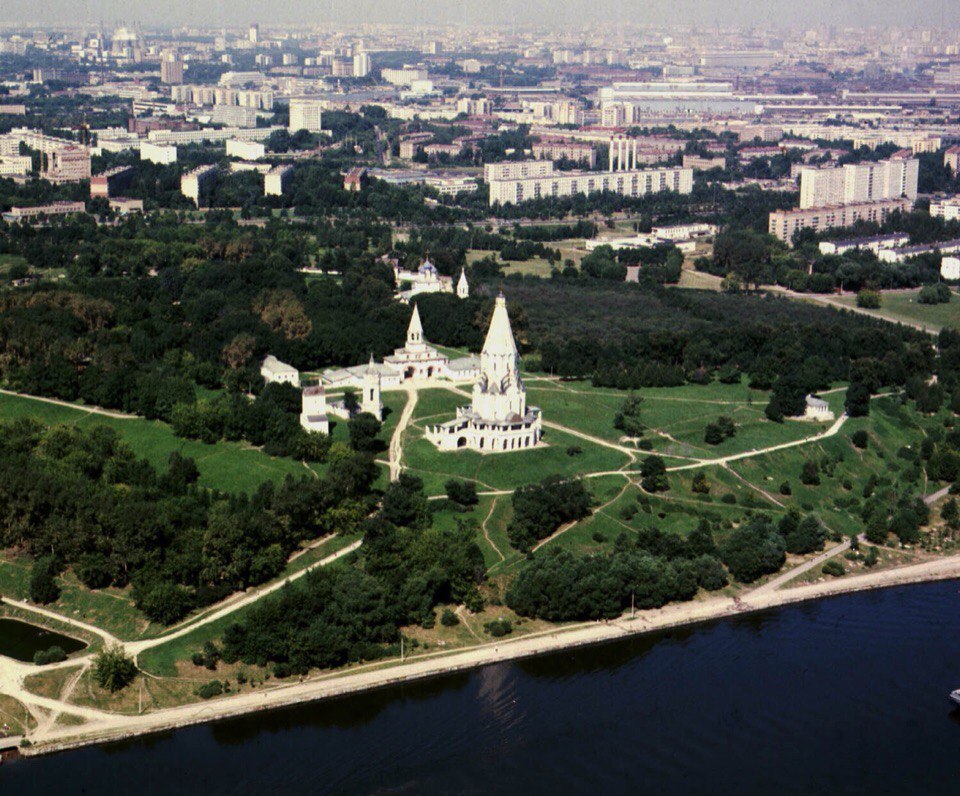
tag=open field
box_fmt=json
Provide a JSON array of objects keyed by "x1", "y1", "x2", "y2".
[{"x1": 829, "y1": 290, "x2": 960, "y2": 332}]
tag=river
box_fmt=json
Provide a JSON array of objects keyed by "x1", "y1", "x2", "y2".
[{"x1": 3, "y1": 580, "x2": 960, "y2": 794}]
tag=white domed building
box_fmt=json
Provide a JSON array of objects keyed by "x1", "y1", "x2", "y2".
[{"x1": 426, "y1": 292, "x2": 542, "y2": 453}]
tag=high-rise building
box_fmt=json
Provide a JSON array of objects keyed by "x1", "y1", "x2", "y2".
[
  {"x1": 288, "y1": 98, "x2": 323, "y2": 133},
  {"x1": 799, "y1": 155, "x2": 919, "y2": 209},
  {"x1": 45, "y1": 146, "x2": 91, "y2": 183},
  {"x1": 264, "y1": 164, "x2": 294, "y2": 196},
  {"x1": 353, "y1": 51, "x2": 371, "y2": 78},
  {"x1": 181, "y1": 165, "x2": 218, "y2": 206},
  {"x1": 160, "y1": 52, "x2": 184, "y2": 85},
  {"x1": 248, "y1": 24, "x2": 259, "y2": 44}
]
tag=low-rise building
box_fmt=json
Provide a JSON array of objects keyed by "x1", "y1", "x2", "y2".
[
  {"x1": 768, "y1": 199, "x2": 912, "y2": 245},
  {"x1": 424, "y1": 173, "x2": 478, "y2": 196},
  {"x1": 878, "y1": 239, "x2": 960, "y2": 264},
  {"x1": 930, "y1": 196, "x2": 960, "y2": 222},
  {"x1": 2, "y1": 201, "x2": 86, "y2": 222},
  {"x1": 260, "y1": 355, "x2": 300, "y2": 388},
  {"x1": 486, "y1": 160, "x2": 693, "y2": 207},
  {"x1": 140, "y1": 141, "x2": 177, "y2": 164},
  {"x1": 108, "y1": 197, "x2": 144, "y2": 214},
  {"x1": 225, "y1": 139, "x2": 266, "y2": 160},
  {"x1": 818, "y1": 233, "x2": 911, "y2": 256},
  {"x1": 532, "y1": 140, "x2": 597, "y2": 168}
]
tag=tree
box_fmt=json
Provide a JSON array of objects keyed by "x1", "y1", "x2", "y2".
[
  {"x1": 640, "y1": 456, "x2": 669, "y2": 493},
  {"x1": 445, "y1": 479, "x2": 479, "y2": 507},
  {"x1": 846, "y1": 382, "x2": 871, "y2": 417},
  {"x1": 800, "y1": 460, "x2": 821, "y2": 486},
  {"x1": 856, "y1": 290, "x2": 881, "y2": 309},
  {"x1": 942, "y1": 498, "x2": 960, "y2": 531},
  {"x1": 719, "y1": 518, "x2": 786, "y2": 583},
  {"x1": 704, "y1": 423, "x2": 724, "y2": 445},
  {"x1": 850, "y1": 429, "x2": 869, "y2": 449},
  {"x1": 691, "y1": 472, "x2": 710, "y2": 494},
  {"x1": 348, "y1": 412, "x2": 382, "y2": 453},
  {"x1": 29, "y1": 557, "x2": 60, "y2": 604},
  {"x1": 94, "y1": 645, "x2": 138, "y2": 692}
]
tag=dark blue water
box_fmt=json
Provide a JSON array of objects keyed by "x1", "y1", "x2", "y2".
[
  {"x1": 0, "y1": 618, "x2": 86, "y2": 662},
  {"x1": 4, "y1": 580, "x2": 960, "y2": 795}
]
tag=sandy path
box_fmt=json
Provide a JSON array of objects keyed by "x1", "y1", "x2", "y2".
[
  {"x1": 667, "y1": 414, "x2": 847, "y2": 472},
  {"x1": 0, "y1": 389, "x2": 136, "y2": 419},
  {"x1": 389, "y1": 384, "x2": 418, "y2": 482}
]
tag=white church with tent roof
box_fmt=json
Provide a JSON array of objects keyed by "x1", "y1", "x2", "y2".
[
  {"x1": 320, "y1": 304, "x2": 479, "y2": 390},
  {"x1": 425, "y1": 291, "x2": 542, "y2": 453}
]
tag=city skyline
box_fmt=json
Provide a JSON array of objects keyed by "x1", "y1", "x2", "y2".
[{"x1": 3, "y1": 0, "x2": 960, "y2": 30}]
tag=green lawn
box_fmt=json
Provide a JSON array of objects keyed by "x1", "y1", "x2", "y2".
[
  {"x1": 0, "y1": 393, "x2": 311, "y2": 493},
  {"x1": 830, "y1": 290, "x2": 960, "y2": 332},
  {"x1": 728, "y1": 397, "x2": 931, "y2": 536},
  {"x1": 403, "y1": 421, "x2": 631, "y2": 496}
]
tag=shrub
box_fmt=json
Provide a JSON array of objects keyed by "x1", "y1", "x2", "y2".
[
  {"x1": 33, "y1": 646, "x2": 67, "y2": 666},
  {"x1": 856, "y1": 290, "x2": 881, "y2": 309},
  {"x1": 196, "y1": 680, "x2": 225, "y2": 700},
  {"x1": 850, "y1": 430, "x2": 869, "y2": 449},
  {"x1": 720, "y1": 493, "x2": 737, "y2": 505},
  {"x1": 822, "y1": 559, "x2": 845, "y2": 577},
  {"x1": 566, "y1": 445, "x2": 583, "y2": 457},
  {"x1": 779, "y1": 481, "x2": 792, "y2": 496},
  {"x1": 440, "y1": 608, "x2": 460, "y2": 627},
  {"x1": 592, "y1": 531, "x2": 607, "y2": 543},
  {"x1": 484, "y1": 618, "x2": 513, "y2": 638}
]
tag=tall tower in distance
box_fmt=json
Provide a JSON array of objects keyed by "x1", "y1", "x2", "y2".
[
  {"x1": 362, "y1": 356, "x2": 383, "y2": 421},
  {"x1": 248, "y1": 23, "x2": 260, "y2": 44}
]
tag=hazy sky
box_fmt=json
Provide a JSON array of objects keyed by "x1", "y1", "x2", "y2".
[{"x1": 6, "y1": 0, "x2": 960, "y2": 30}]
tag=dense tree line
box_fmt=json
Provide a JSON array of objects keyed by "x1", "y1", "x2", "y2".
[
  {"x1": 499, "y1": 279, "x2": 933, "y2": 403},
  {"x1": 508, "y1": 476, "x2": 593, "y2": 552},
  {"x1": 507, "y1": 508, "x2": 828, "y2": 621},
  {"x1": 0, "y1": 420, "x2": 377, "y2": 625},
  {"x1": 219, "y1": 472, "x2": 486, "y2": 675}
]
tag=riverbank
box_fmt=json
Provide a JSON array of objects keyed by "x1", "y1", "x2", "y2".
[{"x1": 18, "y1": 553, "x2": 960, "y2": 758}]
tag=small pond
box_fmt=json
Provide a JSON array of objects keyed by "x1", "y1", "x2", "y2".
[{"x1": 0, "y1": 618, "x2": 86, "y2": 662}]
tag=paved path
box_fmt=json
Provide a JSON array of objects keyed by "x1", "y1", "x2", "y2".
[
  {"x1": 389, "y1": 384, "x2": 418, "y2": 482},
  {"x1": 749, "y1": 538, "x2": 853, "y2": 597},
  {"x1": 924, "y1": 484, "x2": 952, "y2": 506}
]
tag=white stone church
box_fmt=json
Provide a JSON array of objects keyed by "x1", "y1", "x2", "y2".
[{"x1": 426, "y1": 291, "x2": 542, "y2": 453}]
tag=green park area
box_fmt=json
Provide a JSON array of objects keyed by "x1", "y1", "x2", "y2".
[
  {"x1": 830, "y1": 289, "x2": 960, "y2": 332},
  {"x1": 6, "y1": 370, "x2": 957, "y2": 719}
]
